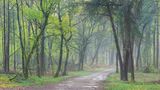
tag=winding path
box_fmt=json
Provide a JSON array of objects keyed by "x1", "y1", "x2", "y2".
[{"x1": 3, "y1": 68, "x2": 114, "y2": 90}]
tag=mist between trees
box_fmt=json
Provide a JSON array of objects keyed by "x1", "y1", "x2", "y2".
[{"x1": 0, "y1": 0, "x2": 159, "y2": 82}]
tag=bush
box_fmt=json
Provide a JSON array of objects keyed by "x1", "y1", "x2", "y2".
[{"x1": 142, "y1": 65, "x2": 158, "y2": 73}]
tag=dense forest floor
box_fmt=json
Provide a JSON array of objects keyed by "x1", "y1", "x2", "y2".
[{"x1": 105, "y1": 73, "x2": 160, "y2": 90}]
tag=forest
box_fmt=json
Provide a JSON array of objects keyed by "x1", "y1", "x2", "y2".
[{"x1": 0, "y1": 0, "x2": 160, "y2": 90}]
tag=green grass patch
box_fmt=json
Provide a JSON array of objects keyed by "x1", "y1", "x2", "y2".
[
  {"x1": 69, "y1": 71, "x2": 92, "y2": 77},
  {"x1": 16, "y1": 76, "x2": 69, "y2": 86},
  {"x1": 0, "y1": 74, "x2": 18, "y2": 88},
  {"x1": 105, "y1": 73, "x2": 160, "y2": 90}
]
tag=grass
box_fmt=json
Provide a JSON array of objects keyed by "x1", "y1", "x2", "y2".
[
  {"x1": 105, "y1": 73, "x2": 160, "y2": 90},
  {"x1": 16, "y1": 76, "x2": 69, "y2": 86},
  {"x1": 69, "y1": 71, "x2": 92, "y2": 77},
  {"x1": 0, "y1": 74, "x2": 18, "y2": 88}
]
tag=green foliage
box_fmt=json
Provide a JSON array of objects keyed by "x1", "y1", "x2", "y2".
[
  {"x1": 47, "y1": 14, "x2": 77, "y2": 36},
  {"x1": 24, "y1": 6, "x2": 43, "y2": 21}
]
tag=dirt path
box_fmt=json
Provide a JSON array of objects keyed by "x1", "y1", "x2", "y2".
[{"x1": 2, "y1": 68, "x2": 114, "y2": 90}]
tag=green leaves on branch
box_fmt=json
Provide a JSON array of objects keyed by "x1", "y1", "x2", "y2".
[{"x1": 24, "y1": 6, "x2": 43, "y2": 21}]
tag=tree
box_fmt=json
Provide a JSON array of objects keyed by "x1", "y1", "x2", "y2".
[
  {"x1": 54, "y1": 3, "x2": 64, "y2": 77},
  {"x1": 3, "y1": 0, "x2": 10, "y2": 73}
]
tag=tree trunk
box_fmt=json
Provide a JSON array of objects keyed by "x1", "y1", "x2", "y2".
[
  {"x1": 3, "y1": 0, "x2": 10, "y2": 73},
  {"x1": 107, "y1": 5, "x2": 124, "y2": 80},
  {"x1": 55, "y1": 4, "x2": 64, "y2": 77},
  {"x1": 48, "y1": 38, "x2": 53, "y2": 71},
  {"x1": 16, "y1": 0, "x2": 28, "y2": 79},
  {"x1": 12, "y1": 9, "x2": 16, "y2": 72},
  {"x1": 153, "y1": 22, "x2": 156, "y2": 67},
  {"x1": 3, "y1": 0, "x2": 6, "y2": 73},
  {"x1": 35, "y1": 23, "x2": 41, "y2": 77},
  {"x1": 91, "y1": 40, "x2": 102, "y2": 65},
  {"x1": 40, "y1": 28, "x2": 45, "y2": 75},
  {"x1": 63, "y1": 43, "x2": 69, "y2": 76},
  {"x1": 136, "y1": 23, "x2": 147, "y2": 70},
  {"x1": 156, "y1": 17, "x2": 159, "y2": 69},
  {"x1": 116, "y1": 52, "x2": 119, "y2": 73}
]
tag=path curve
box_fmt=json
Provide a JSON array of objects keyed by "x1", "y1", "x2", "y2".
[{"x1": 2, "y1": 68, "x2": 114, "y2": 90}]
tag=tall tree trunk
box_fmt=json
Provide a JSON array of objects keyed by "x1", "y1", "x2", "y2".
[
  {"x1": 123, "y1": 5, "x2": 133, "y2": 81},
  {"x1": 153, "y1": 22, "x2": 156, "y2": 67},
  {"x1": 107, "y1": 5, "x2": 124, "y2": 80},
  {"x1": 39, "y1": 0, "x2": 50, "y2": 76},
  {"x1": 35, "y1": 22, "x2": 41, "y2": 77},
  {"x1": 156, "y1": 2, "x2": 159, "y2": 69},
  {"x1": 3, "y1": 0, "x2": 10, "y2": 73},
  {"x1": 55, "y1": 4, "x2": 64, "y2": 77},
  {"x1": 16, "y1": 0, "x2": 28, "y2": 79},
  {"x1": 156, "y1": 16, "x2": 159, "y2": 69},
  {"x1": 12, "y1": 9, "x2": 16, "y2": 72},
  {"x1": 6, "y1": 0, "x2": 10, "y2": 73},
  {"x1": 3, "y1": 0, "x2": 6, "y2": 73},
  {"x1": 136, "y1": 23, "x2": 147, "y2": 70}
]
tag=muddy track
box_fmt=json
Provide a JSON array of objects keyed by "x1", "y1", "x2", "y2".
[{"x1": 1, "y1": 68, "x2": 114, "y2": 90}]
